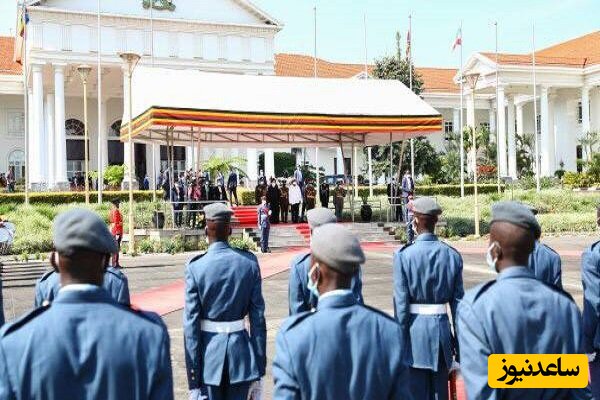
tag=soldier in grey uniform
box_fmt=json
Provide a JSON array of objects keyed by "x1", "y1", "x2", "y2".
[
  {"x1": 34, "y1": 263, "x2": 130, "y2": 306},
  {"x1": 273, "y1": 224, "x2": 411, "y2": 399},
  {"x1": 288, "y1": 208, "x2": 362, "y2": 315},
  {"x1": 0, "y1": 208, "x2": 174, "y2": 399},
  {"x1": 393, "y1": 197, "x2": 463, "y2": 400},
  {"x1": 185, "y1": 203, "x2": 266, "y2": 400},
  {"x1": 458, "y1": 201, "x2": 591, "y2": 400},
  {"x1": 526, "y1": 206, "x2": 562, "y2": 289}
]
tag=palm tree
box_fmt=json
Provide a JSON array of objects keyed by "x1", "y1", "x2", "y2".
[
  {"x1": 578, "y1": 131, "x2": 600, "y2": 162},
  {"x1": 201, "y1": 156, "x2": 247, "y2": 179}
]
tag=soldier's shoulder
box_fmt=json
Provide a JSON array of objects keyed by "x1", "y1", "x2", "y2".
[
  {"x1": 440, "y1": 241, "x2": 462, "y2": 257},
  {"x1": 540, "y1": 242, "x2": 560, "y2": 257},
  {"x1": 462, "y1": 280, "x2": 497, "y2": 305},
  {"x1": 105, "y1": 266, "x2": 128, "y2": 281},
  {"x1": 360, "y1": 304, "x2": 398, "y2": 324},
  {"x1": 120, "y1": 304, "x2": 168, "y2": 331},
  {"x1": 589, "y1": 240, "x2": 600, "y2": 253},
  {"x1": 231, "y1": 246, "x2": 259, "y2": 263},
  {"x1": 38, "y1": 269, "x2": 57, "y2": 283},
  {"x1": 186, "y1": 251, "x2": 207, "y2": 267},
  {"x1": 1, "y1": 304, "x2": 51, "y2": 338},
  {"x1": 539, "y1": 280, "x2": 576, "y2": 303},
  {"x1": 279, "y1": 311, "x2": 314, "y2": 334},
  {"x1": 395, "y1": 242, "x2": 414, "y2": 254},
  {"x1": 291, "y1": 252, "x2": 311, "y2": 266}
]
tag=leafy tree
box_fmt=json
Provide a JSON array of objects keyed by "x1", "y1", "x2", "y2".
[
  {"x1": 578, "y1": 131, "x2": 600, "y2": 161},
  {"x1": 369, "y1": 31, "x2": 425, "y2": 177},
  {"x1": 104, "y1": 165, "x2": 125, "y2": 188},
  {"x1": 516, "y1": 133, "x2": 535, "y2": 177}
]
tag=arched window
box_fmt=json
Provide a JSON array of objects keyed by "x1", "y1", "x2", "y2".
[
  {"x1": 8, "y1": 149, "x2": 25, "y2": 180},
  {"x1": 109, "y1": 120, "x2": 122, "y2": 138},
  {"x1": 65, "y1": 118, "x2": 85, "y2": 136}
]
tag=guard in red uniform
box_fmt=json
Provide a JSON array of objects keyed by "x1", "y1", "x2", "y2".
[{"x1": 108, "y1": 199, "x2": 124, "y2": 268}]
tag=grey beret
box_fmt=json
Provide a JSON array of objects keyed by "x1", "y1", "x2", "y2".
[
  {"x1": 490, "y1": 201, "x2": 541, "y2": 237},
  {"x1": 412, "y1": 197, "x2": 442, "y2": 216},
  {"x1": 306, "y1": 208, "x2": 336, "y2": 229},
  {"x1": 311, "y1": 224, "x2": 365, "y2": 274},
  {"x1": 203, "y1": 202, "x2": 234, "y2": 222},
  {"x1": 53, "y1": 208, "x2": 117, "y2": 254}
]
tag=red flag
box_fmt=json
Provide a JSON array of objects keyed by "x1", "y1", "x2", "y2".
[{"x1": 452, "y1": 28, "x2": 462, "y2": 51}]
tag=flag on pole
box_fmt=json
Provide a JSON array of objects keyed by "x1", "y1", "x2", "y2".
[
  {"x1": 452, "y1": 27, "x2": 462, "y2": 51},
  {"x1": 405, "y1": 27, "x2": 411, "y2": 60},
  {"x1": 13, "y1": 6, "x2": 29, "y2": 64}
]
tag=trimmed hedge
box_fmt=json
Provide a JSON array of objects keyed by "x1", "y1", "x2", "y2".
[{"x1": 0, "y1": 190, "x2": 161, "y2": 205}]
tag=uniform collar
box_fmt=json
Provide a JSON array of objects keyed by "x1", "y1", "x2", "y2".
[
  {"x1": 316, "y1": 290, "x2": 356, "y2": 310},
  {"x1": 59, "y1": 283, "x2": 98, "y2": 293},
  {"x1": 497, "y1": 266, "x2": 534, "y2": 281},
  {"x1": 54, "y1": 285, "x2": 112, "y2": 304},
  {"x1": 208, "y1": 241, "x2": 230, "y2": 251},
  {"x1": 416, "y1": 233, "x2": 438, "y2": 242}
]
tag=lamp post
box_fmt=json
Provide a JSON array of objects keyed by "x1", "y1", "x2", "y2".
[
  {"x1": 465, "y1": 72, "x2": 480, "y2": 237},
  {"x1": 76, "y1": 64, "x2": 92, "y2": 204},
  {"x1": 119, "y1": 52, "x2": 141, "y2": 254}
]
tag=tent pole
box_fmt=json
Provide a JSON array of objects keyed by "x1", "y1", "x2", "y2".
[
  {"x1": 196, "y1": 131, "x2": 201, "y2": 171},
  {"x1": 351, "y1": 142, "x2": 356, "y2": 222},
  {"x1": 190, "y1": 127, "x2": 194, "y2": 172},
  {"x1": 389, "y1": 133, "x2": 393, "y2": 223}
]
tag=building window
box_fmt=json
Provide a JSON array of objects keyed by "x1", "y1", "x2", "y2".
[
  {"x1": 480, "y1": 122, "x2": 490, "y2": 131},
  {"x1": 578, "y1": 101, "x2": 582, "y2": 124},
  {"x1": 66, "y1": 139, "x2": 85, "y2": 179},
  {"x1": 109, "y1": 120, "x2": 122, "y2": 137},
  {"x1": 65, "y1": 118, "x2": 85, "y2": 136},
  {"x1": 8, "y1": 149, "x2": 25, "y2": 180},
  {"x1": 536, "y1": 115, "x2": 541, "y2": 134},
  {"x1": 7, "y1": 111, "x2": 25, "y2": 137},
  {"x1": 444, "y1": 121, "x2": 454, "y2": 134}
]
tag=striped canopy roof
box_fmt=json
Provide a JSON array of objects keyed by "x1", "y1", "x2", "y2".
[{"x1": 122, "y1": 67, "x2": 442, "y2": 148}]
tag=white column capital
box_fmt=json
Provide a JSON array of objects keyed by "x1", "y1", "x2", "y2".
[
  {"x1": 53, "y1": 63, "x2": 68, "y2": 72},
  {"x1": 31, "y1": 63, "x2": 44, "y2": 73},
  {"x1": 540, "y1": 85, "x2": 550, "y2": 94}
]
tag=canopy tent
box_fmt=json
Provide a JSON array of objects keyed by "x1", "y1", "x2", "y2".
[{"x1": 120, "y1": 67, "x2": 442, "y2": 147}]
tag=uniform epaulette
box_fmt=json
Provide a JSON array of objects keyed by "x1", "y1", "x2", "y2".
[
  {"x1": 105, "y1": 266, "x2": 126, "y2": 280},
  {"x1": 1, "y1": 304, "x2": 50, "y2": 337},
  {"x1": 541, "y1": 243, "x2": 559, "y2": 256},
  {"x1": 590, "y1": 240, "x2": 600, "y2": 252},
  {"x1": 442, "y1": 241, "x2": 461, "y2": 257},
  {"x1": 361, "y1": 304, "x2": 396, "y2": 322},
  {"x1": 186, "y1": 252, "x2": 206, "y2": 266},
  {"x1": 397, "y1": 242, "x2": 413, "y2": 253},
  {"x1": 122, "y1": 304, "x2": 166, "y2": 328},
  {"x1": 291, "y1": 252, "x2": 311, "y2": 265},
  {"x1": 280, "y1": 310, "x2": 314, "y2": 332},
  {"x1": 465, "y1": 280, "x2": 497, "y2": 304},
  {"x1": 38, "y1": 269, "x2": 56, "y2": 282},
  {"x1": 540, "y1": 280, "x2": 575, "y2": 303}
]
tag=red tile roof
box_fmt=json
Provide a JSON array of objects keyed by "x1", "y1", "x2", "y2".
[
  {"x1": 0, "y1": 36, "x2": 22, "y2": 75},
  {"x1": 481, "y1": 30, "x2": 600, "y2": 68},
  {"x1": 275, "y1": 53, "x2": 459, "y2": 94}
]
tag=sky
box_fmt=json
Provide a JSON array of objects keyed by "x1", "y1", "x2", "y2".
[{"x1": 0, "y1": 0, "x2": 598, "y2": 68}]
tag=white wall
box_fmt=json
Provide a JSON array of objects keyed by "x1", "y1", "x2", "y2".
[{"x1": 0, "y1": 95, "x2": 26, "y2": 175}]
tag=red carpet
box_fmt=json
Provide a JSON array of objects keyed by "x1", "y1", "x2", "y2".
[{"x1": 232, "y1": 205, "x2": 258, "y2": 228}]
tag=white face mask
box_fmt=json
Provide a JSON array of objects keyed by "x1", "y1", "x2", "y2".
[
  {"x1": 486, "y1": 242, "x2": 499, "y2": 272},
  {"x1": 307, "y1": 263, "x2": 320, "y2": 299}
]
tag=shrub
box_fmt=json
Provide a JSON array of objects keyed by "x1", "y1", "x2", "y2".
[
  {"x1": 230, "y1": 236, "x2": 257, "y2": 252},
  {"x1": 0, "y1": 190, "x2": 160, "y2": 205},
  {"x1": 104, "y1": 165, "x2": 125, "y2": 188}
]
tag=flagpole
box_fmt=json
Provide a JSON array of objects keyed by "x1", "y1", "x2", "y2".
[
  {"x1": 495, "y1": 21, "x2": 500, "y2": 194},
  {"x1": 365, "y1": 13, "x2": 373, "y2": 198},
  {"x1": 409, "y1": 14, "x2": 415, "y2": 179},
  {"x1": 150, "y1": 1, "x2": 158, "y2": 202},
  {"x1": 313, "y1": 5, "x2": 320, "y2": 190},
  {"x1": 532, "y1": 23, "x2": 540, "y2": 192},
  {"x1": 97, "y1": 0, "x2": 103, "y2": 203},
  {"x1": 459, "y1": 21, "x2": 465, "y2": 198},
  {"x1": 21, "y1": 3, "x2": 29, "y2": 205}
]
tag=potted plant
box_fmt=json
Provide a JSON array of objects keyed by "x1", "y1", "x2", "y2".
[{"x1": 360, "y1": 195, "x2": 372, "y2": 222}]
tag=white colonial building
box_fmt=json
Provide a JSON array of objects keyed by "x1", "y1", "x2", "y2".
[{"x1": 0, "y1": 0, "x2": 599, "y2": 188}]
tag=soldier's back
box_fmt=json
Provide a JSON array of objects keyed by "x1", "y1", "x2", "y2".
[{"x1": 0, "y1": 287, "x2": 172, "y2": 400}]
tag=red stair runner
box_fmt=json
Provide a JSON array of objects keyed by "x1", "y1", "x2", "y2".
[
  {"x1": 295, "y1": 224, "x2": 310, "y2": 240},
  {"x1": 232, "y1": 205, "x2": 258, "y2": 228}
]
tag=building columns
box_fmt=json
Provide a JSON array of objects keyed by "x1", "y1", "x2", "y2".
[
  {"x1": 489, "y1": 101, "x2": 496, "y2": 134},
  {"x1": 121, "y1": 67, "x2": 137, "y2": 188},
  {"x1": 516, "y1": 103, "x2": 524, "y2": 137},
  {"x1": 582, "y1": 85, "x2": 591, "y2": 134},
  {"x1": 27, "y1": 87, "x2": 34, "y2": 188},
  {"x1": 264, "y1": 148, "x2": 275, "y2": 179},
  {"x1": 336, "y1": 147, "x2": 345, "y2": 175},
  {"x1": 31, "y1": 64, "x2": 45, "y2": 188},
  {"x1": 99, "y1": 97, "x2": 108, "y2": 173},
  {"x1": 496, "y1": 85, "x2": 507, "y2": 177},
  {"x1": 507, "y1": 96, "x2": 517, "y2": 178},
  {"x1": 246, "y1": 148, "x2": 258, "y2": 186},
  {"x1": 45, "y1": 92, "x2": 55, "y2": 188},
  {"x1": 540, "y1": 86, "x2": 556, "y2": 176},
  {"x1": 452, "y1": 108, "x2": 460, "y2": 133},
  {"x1": 466, "y1": 93, "x2": 475, "y2": 128},
  {"x1": 54, "y1": 64, "x2": 68, "y2": 189}
]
